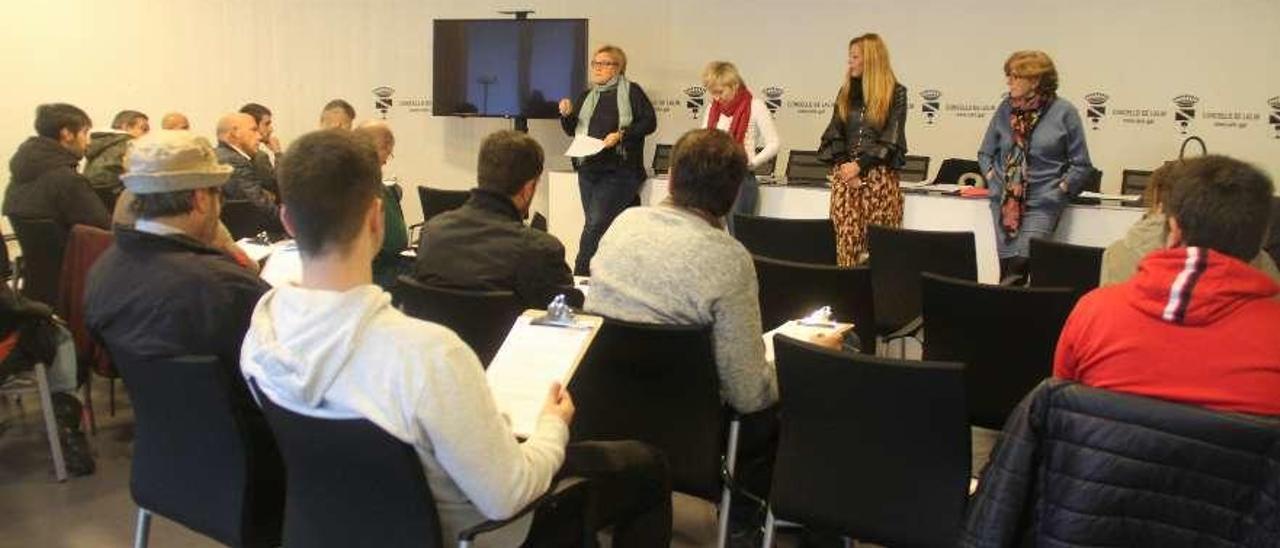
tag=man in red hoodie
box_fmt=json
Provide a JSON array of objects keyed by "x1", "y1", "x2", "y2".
[{"x1": 1054, "y1": 155, "x2": 1280, "y2": 416}]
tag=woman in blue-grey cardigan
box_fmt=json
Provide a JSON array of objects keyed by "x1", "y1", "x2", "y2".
[{"x1": 978, "y1": 50, "x2": 1092, "y2": 284}]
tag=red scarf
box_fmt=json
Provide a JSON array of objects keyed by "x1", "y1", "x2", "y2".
[{"x1": 705, "y1": 88, "x2": 753, "y2": 145}]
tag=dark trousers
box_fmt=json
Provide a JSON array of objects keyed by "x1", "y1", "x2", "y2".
[
  {"x1": 724, "y1": 173, "x2": 760, "y2": 235},
  {"x1": 575, "y1": 167, "x2": 645, "y2": 276},
  {"x1": 523, "y1": 440, "x2": 673, "y2": 547}
]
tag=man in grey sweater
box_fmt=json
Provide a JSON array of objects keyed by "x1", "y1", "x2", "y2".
[{"x1": 586, "y1": 129, "x2": 777, "y2": 413}]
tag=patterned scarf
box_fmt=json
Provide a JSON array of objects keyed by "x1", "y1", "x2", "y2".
[
  {"x1": 999, "y1": 93, "x2": 1052, "y2": 237},
  {"x1": 706, "y1": 87, "x2": 753, "y2": 145},
  {"x1": 574, "y1": 75, "x2": 632, "y2": 137}
]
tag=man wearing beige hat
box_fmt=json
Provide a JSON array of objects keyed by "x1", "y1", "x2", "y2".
[{"x1": 86, "y1": 130, "x2": 270, "y2": 414}]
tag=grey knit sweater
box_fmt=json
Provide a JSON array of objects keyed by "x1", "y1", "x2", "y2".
[{"x1": 584, "y1": 205, "x2": 778, "y2": 413}]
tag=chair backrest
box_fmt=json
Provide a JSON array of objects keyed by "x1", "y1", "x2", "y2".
[
  {"x1": 58, "y1": 224, "x2": 116, "y2": 377},
  {"x1": 256, "y1": 387, "x2": 444, "y2": 548},
  {"x1": 752, "y1": 148, "x2": 778, "y2": 177},
  {"x1": 568, "y1": 319, "x2": 724, "y2": 501},
  {"x1": 901, "y1": 155, "x2": 931, "y2": 183},
  {"x1": 1028, "y1": 238, "x2": 1105, "y2": 295},
  {"x1": 417, "y1": 186, "x2": 471, "y2": 223},
  {"x1": 867, "y1": 225, "x2": 977, "y2": 334},
  {"x1": 10, "y1": 218, "x2": 68, "y2": 306},
  {"x1": 732, "y1": 215, "x2": 837, "y2": 265},
  {"x1": 115, "y1": 354, "x2": 283, "y2": 548},
  {"x1": 771, "y1": 336, "x2": 969, "y2": 547},
  {"x1": 0, "y1": 229, "x2": 14, "y2": 282},
  {"x1": 1121, "y1": 169, "x2": 1153, "y2": 203},
  {"x1": 784, "y1": 150, "x2": 830, "y2": 183},
  {"x1": 652, "y1": 143, "x2": 673, "y2": 175},
  {"x1": 392, "y1": 276, "x2": 525, "y2": 366},
  {"x1": 220, "y1": 200, "x2": 266, "y2": 240},
  {"x1": 931, "y1": 158, "x2": 983, "y2": 186},
  {"x1": 921, "y1": 273, "x2": 1076, "y2": 429},
  {"x1": 752, "y1": 255, "x2": 875, "y2": 355}
]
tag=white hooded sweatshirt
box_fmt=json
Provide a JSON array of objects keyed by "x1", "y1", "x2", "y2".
[{"x1": 240, "y1": 284, "x2": 567, "y2": 547}]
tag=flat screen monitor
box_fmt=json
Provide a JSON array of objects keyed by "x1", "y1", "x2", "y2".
[{"x1": 433, "y1": 19, "x2": 588, "y2": 119}]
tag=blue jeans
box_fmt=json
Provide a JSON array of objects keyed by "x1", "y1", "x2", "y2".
[
  {"x1": 576, "y1": 167, "x2": 645, "y2": 275},
  {"x1": 990, "y1": 186, "x2": 1068, "y2": 259},
  {"x1": 725, "y1": 173, "x2": 760, "y2": 235}
]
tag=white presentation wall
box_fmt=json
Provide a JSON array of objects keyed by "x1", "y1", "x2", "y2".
[{"x1": 3, "y1": 0, "x2": 1278, "y2": 229}]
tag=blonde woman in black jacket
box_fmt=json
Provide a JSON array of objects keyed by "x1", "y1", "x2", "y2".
[{"x1": 817, "y1": 33, "x2": 909, "y2": 266}]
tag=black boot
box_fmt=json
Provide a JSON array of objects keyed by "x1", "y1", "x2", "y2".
[
  {"x1": 1000, "y1": 256, "x2": 1029, "y2": 286},
  {"x1": 50, "y1": 392, "x2": 95, "y2": 477}
]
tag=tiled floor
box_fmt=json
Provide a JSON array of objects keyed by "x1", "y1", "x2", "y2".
[{"x1": 0, "y1": 377, "x2": 997, "y2": 548}]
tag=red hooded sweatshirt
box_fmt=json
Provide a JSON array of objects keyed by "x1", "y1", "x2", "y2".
[{"x1": 1054, "y1": 246, "x2": 1280, "y2": 415}]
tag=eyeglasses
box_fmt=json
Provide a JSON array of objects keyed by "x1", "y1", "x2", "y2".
[{"x1": 590, "y1": 60, "x2": 620, "y2": 68}]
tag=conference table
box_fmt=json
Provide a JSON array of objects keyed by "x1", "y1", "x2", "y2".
[{"x1": 546, "y1": 171, "x2": 1145, "y2": 284}]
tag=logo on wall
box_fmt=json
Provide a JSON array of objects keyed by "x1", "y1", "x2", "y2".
[
  {"x1": 1173, "y1": 94, "x2": 1199, "y2": 134},
  {"x1": 683, "y1": 86, "x2": 706, "y2": 119},
  {"x1": 762, "y1": 87, "x2": 785, "y2": 117},
  {"x1": 1084, "y1": 92, "x2": 1109, "y2": 130},
  {"x1": 373, "y1": 86, "x2": 395, "y2": 119},
  {"x1": 1269, "y1": 96, "x2": 1280, "y2": 139},
  {"x1": 920, "y1": 89, "x2": 942, "y2": 125}
]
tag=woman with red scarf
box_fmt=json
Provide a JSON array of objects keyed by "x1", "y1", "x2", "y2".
[
  {"x1": 978, "y1": 50, "x2": 1093, "y2": 284},
  {"x1": 700, "y1": 61, "x2": 780, "y2": 231}
]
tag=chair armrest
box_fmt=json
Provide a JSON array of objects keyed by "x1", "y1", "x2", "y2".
[
  {"x1": 883, "y1": 315, "x2": 923, "y2": 341},
  {"x1": 456, "y1": 476, "x2": 590, "y2": 546}
]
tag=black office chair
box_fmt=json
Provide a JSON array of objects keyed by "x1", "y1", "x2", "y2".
[
  {"x1": 1029, "y1": 238, "x2": 1105, "y2": 296},
  {"x1": 651, "y1": 143, "x2": 673, "y2": 175},
  {"x1": 220, "y1": 200, "x2": 267, "y2": 240},
  {"x1": 752, "y1": 149, "x2": 778, "y2": 178},
  {"x1": 116, "y1": 354, "x2": 284, "y2": 548},
  {"x1": 10, "y1": 218, "x2": 68, "y2": 307},
  {"x1": 764, "y1": 336, "x2": 969, "y2": 548},
  {"x1": 752, "y1": 255, "x2": 875, "y2": 355},
  {"x1": 1070, "y1": 167, "x2": 1104, "y2": 205},
  {"x1": 418, "y1": 186, "x2": 471, "y2": 223},
  {"x1": 732, "y1": 215, "x2": 836, "y2": 265},
  {"x1": 866, "y1": 225, "x2": 977, "y2": 356},
  {"x1": 392, "y1": 276, "x2": 526, "y2": 366},
  {"x1": 254, "y1": 385, "x2": 591, "y2": 548},
  {"x1": 901, "y1": 155, "x2": 931, "y2": 183},
  {"x1": 930, "y1": 158, "x2": 983, "y2": 186},
  {"x1": 568, "y1": 319, "x2": 739, "y2": 547},
  {"x1": 1121, "y1": 169, "x2": 1153, "y2": 207},
  {"x1": 921, "y1": 273, "x2": 1076, "y2": 430},
  {"x1": 1, "y1": 227, "x2": 18, "y2": 285},
  {"x1": 783, "y1": 150, "x2": 831, "y2": 186}
]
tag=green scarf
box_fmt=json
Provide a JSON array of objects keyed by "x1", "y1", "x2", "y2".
[{"x1": 575, "y1": 75, "x2": 632, "y2": 137}]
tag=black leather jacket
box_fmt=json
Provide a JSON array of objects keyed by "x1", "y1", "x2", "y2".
[
  {"x1": 962, "y1": 380, "x2": 1280, "y2": 547},
  {"x1": 816, "y1": 80, "x2": 908, "y2": 172}
]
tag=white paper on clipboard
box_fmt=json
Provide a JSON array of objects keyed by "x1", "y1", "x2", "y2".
[
  {"x1": 564, "y1": 135, "x2": 606, "y2": 158},
  {"x1": 486, "y1": 310, "x2": 603, "y2": 438}
]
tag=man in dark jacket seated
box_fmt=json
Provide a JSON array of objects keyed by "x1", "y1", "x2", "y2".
[
  {"x1": 215, "y1": 112, "x2": 283, "y2": 236},
  {"x1": 1054, "y1": 155, "x2": 1280, "y2": 416},
  {"x1": 3, "y1": 103, "x2": 110, "y2": 232},
  {"x1": 413, "y1": 130, "x2": 577, "y2": 308},
  {"x1": 86, "y1": 130, "x2": 269, "y2": 413}
]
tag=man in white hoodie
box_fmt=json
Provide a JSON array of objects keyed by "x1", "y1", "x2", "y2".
[{"x1": 241, "y1": 129, "x2": 671, "y2": 547}]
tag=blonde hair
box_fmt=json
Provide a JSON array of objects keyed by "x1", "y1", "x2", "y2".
[
  {"x1": 1004, "y1": 50, "x2": 1059, "y2": 94},
  {"x1": 836, "y1": 34, "x2": 897, "y2": 130},
  {"x1": 593, "y1": 45, "x2": 627, "y2": 75},
  {"x1": 701, "y1": 61, "x2": 745, "y2": 93}
]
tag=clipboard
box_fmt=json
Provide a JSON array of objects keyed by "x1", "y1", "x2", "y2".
[{"x1": 486, "y1": 304, "x2": 603, "y2": 438}]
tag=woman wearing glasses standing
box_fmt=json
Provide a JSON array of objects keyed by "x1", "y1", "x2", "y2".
[
  {"x1": 978, "y1": 50, "x2": 1092, "y2": 284},
  {"x1": 560, "y1": 44, "x2": 657, "y2": 275},
  {"x1": 817, "y1": 33, "x2": 909, "y2": 266}
]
